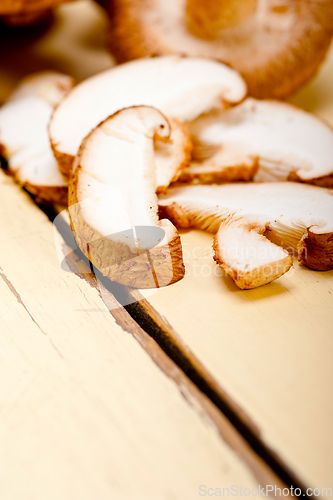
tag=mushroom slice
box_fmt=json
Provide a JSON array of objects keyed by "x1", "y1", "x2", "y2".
[
  {"x1": 179, "y1": 99, "x2": 333, "y2": 187},
  {"x1": 69, "y1": 106, "x2": 185, "y2": 289},
  {"x1": 49, "y1": 55, "x2": 247, "y2": 179},
  {"x1": 213, "y1": 217, "x2": 292, "y2": 289},
  {"x1": 158, "y1": 182, "x2": 333, "y2": 288},
  {"x1": 107, "y1": 0, "x2": 333, "y2": 99},
  {"x1": 0, "y1": 71, "x2": 74, "y2": 204}
]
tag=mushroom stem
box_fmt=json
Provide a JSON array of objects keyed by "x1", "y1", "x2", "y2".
[{"x1": 186, "y1": 0, "x2": 257, "y2": 39}]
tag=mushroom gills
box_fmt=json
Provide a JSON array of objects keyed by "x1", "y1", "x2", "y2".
[
  {"x1": 180, "y1": 99, "x2": 333, "y2": 187},
  {"x1": 69, "y1": 106, "x2": 185, "y2": 289},
  {"x1": 158, "y1": 182, "x2": 333, "y2": 288}
]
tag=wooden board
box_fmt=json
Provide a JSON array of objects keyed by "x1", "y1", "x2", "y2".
[{"x1": 0, "y1": 170, "x2": 288, "y2": 498}]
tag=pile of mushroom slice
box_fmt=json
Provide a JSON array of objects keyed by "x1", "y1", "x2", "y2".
[
  {"x1": 106, "y1": 0, "x2": 333, "y2": 99},
  {"x1": 162, "y1": 96, "x2": 333, "y2": 289},
  {"x1": 48, "y1": 55, "x2": 333, "y2": 290},
  {"x1": 0, "y1": 71, "x2": 74, "y2": 204},
  {"x1": 2, "y1": 56, "x2": 331, "y2": 291}
]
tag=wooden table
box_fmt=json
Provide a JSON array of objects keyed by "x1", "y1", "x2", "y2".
[{"x1": 0, "y1": 2, "x2": 332, "y2": 498}]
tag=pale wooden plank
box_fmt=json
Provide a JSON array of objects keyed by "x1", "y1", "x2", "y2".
[
  {"x1": 0, "y1": 171, "x2": 286, "y2": 499},
  {"x1": 138, "y1": 49, "x2": 333, "y2": 488},
  {"x1": 140, "y1": 231, "x2": 333, "y2": 488}
]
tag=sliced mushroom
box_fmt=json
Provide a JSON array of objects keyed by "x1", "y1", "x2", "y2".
[
  {"x1": 49, "y1": 56, "x2": 247, "y2": 180},
  {"x1": 158, "y1": 182, "x2": 333, "y2": 288},
  {"x1": 179, "y1": 99, "x2": 333, "y2": 187},
  {"x1": 106, "y1": 0, "x2": 333, "y2": 98},
  {"x1": 69, "y1": 106, "x2": 185, "y2": 289},
  {"x1": 0, "y1": 71, "x2": 74, "y2": 204},
  {"x1": 213, "y1": 217, "x2": 292, "y2": 289}
]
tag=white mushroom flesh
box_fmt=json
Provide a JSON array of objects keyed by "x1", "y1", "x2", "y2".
[
  {"x1": 74, "y1": 107, "x2": 169, "y2": 247},
  {"x1": 186, "y1": 98, "x2": 333, "y2": 183},
  {"x1": 214, "y1": 217, "x2": 292, "y2": 288}
]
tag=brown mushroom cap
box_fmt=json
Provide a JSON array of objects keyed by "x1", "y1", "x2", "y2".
[{"x1": 107, "y1": 0, "x2": 333, "y2": 98}]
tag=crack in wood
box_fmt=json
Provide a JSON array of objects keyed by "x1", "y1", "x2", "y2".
[{"x1": 0, "y1": 265, "x2": 64, "y2": 359}]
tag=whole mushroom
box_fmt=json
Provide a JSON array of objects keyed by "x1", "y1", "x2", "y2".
[{"x1": 106, "y1": 0, "x2": 333, "y2": 98}]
